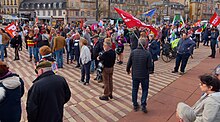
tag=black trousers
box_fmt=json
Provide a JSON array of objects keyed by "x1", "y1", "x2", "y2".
[
  {"x1": 210, "y1": 41, "x2": 216, "y2": 58},
  {"x1": 174, "y1": 53, "x2": 190, "y2": 73},
  {"x1": 14, "y1": 47, "x2": 19, "y2": 60}
]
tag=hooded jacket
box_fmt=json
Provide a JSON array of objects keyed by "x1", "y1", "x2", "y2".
[
  {"x1": 192, "y1": 92, "x2": 220, "y2": 122},
  {"x1": 0, "y1": 73, "x2": 24, "y2": 122}
]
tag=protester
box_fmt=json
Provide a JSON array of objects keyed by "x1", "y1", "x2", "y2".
[
  {"x1": 97, "y1": 38, "x2": 116, "y2": 101},
  {"x1": 39, "y1": 46, "x2": 58, "y2": 73},
  {"x1": 65, "y1": 33, "x2": 72, "y2": 64},
  {"x1": 33, "y1": 28, "x2": 42, "y2": 63},
  {"x1": 126, "y1": 39, "x2": 153, "y2": 113},
  {"x1": 79, "y1": 38, "x2": 91, "y2": 85},
  {"x1": 26, "y1": 29, "x2": 35, "y2": 62},
  {"x1": 148, "y1": 34, "x2": 160, "y2": 74},
  {"x1": 208, "y1": 27, "x2": 219, "y2": 58},
  {"x1": 52, "y1": 31, "x2": 66, "y2": 68},
  {"x1": 10, "y1": 31, "x2": 22, "y2": 61},
  {"x1": 116, "y1": 34, "x2": 126, "y2": 65},
  {"x1": 0, "y1": 61, "x2": 24, "y2": 122},
  {"x1": 0, "y1": 28, "x2": 10, "y2": 61},
  {"x1": 176, "y1": 74, "x2": 220, "y2": 122},
  {"x1": 26, "y1": 60, "x2": 71, "y2": 122},
  {"x1": 73, "y1": 33, "x2": 81, "y2": 68},
  {"x1": 172, "y1": 31, "x2": 195, "y2": 75}
]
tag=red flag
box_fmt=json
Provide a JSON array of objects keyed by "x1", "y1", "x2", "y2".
[
  {"x1": 114, "y1": 7, "x2": 158, "y2": 37},
  {"x1": 209, "y1": 12, "x2": 220, "y2": 27},
  {"x1": 193, "y1": 20, "x2": 201, "y2": 27},
  {"x1": 5, "y1": 22, "x2": 16, "y2": 38}
]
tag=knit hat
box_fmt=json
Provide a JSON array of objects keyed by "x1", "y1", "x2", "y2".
[
  {"x1": 0, "y1": 61, "x2": 9, "y2": 78},
  {"x1": 176, "y1": 102, "x2": 196, "y2": 122},
  {"x1": 39, "y1": 46, "x2": 52, "y2": 56},
  {"x1": 35, "y1": 61, "x2": 52, "y2": 74}
]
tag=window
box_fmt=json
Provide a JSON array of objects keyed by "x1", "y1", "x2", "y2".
[
  {"x1": 14, "y1": 0, "x2": 16, "y2": 5},
  {"x1": 4, "y1": 0, "x2": 5, "y2": 5},
  {"x1": 43, "y1": 10, "x2": 45, "y2": 16},
  {"x1": 76, "y1": 11, "x2": 79, "y2": 16},
  {"x1": 15, "y1": 8, "x2": 17, "y2": 13},
  {"x1": 11, "y1": 0, "x2": 13, "y2": 5},
  {"x1": 48, "y1": 11, "x2": 51, "y2": 16},
  {"x1": 87, "y1": 11, "x2": 90, "y2": 16},
  {"x1": 53, "y1": 10, "x2": 56, "y2": 16},
  {"x1": 37, "y1": 11, "x2": 40, "y2": 16},
  {"x1": 59, "y1": 10, "x2": 62, "y2": 16},
  {"x1": 7, "y1": 0, "x2": 9, "y2": 5},
  {"x1": 81, "y1": 11, "x2": 84, "y2": 16},
  {"x1": 11, "y1": 8, "x2": 13, "y2": 13}
]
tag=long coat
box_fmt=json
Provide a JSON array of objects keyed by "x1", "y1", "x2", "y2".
[{"x1": 26, "y1": 71, "x2": 71, "y2": 122}]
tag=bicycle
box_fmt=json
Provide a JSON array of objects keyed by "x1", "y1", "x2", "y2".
[{"x1": 161, "y1": 42, "x2": 177, "y2": 63}]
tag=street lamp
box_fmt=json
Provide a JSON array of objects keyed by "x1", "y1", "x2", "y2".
[
  {"x1": 96, "y1": 0, "x2": 99, "y2": 21},
  {"x1": 108, "y1": 0, "x2": 110, "y2": 19}
]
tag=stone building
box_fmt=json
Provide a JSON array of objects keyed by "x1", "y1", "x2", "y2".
[{"x1": 19, "y1": 0, "x2": 67, "y2": 24}]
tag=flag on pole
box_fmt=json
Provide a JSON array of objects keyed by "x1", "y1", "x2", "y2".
[
  {"x1": 193, "y1": 20, "x2": 201, "y2": 27},
  {"x1": 209, "y1": 12, "x2": 220, "y2": 27},
  {"x1": 114, "y1": 7, "x2": 158, "y2": 37},
  {"x1": 195, "y1": 23, "x2": 207, "y2": 34},
  {"x1": 172, "y1": 14, "x2": 185, "y2": 29},
  {"x1": 143, "y1": 8, "x2": 156, "y2": 18},
  {"x1": 5, "y1": 22, "x2": 17, "y2": 38}
]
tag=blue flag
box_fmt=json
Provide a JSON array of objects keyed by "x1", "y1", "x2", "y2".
[{"x1": 143, "y1": 8, "x2": 156, "y2": 18}]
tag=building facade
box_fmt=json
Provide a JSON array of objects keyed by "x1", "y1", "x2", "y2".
[
  {"x1": 190, "y1": 0, "x2": 215, "y2": 22},
  {"x1": 67, "y1": 0, "x2": 96, "y2": 23},
  {"x1": 110, "y1": 0, "x2": 149, "y2": 20},
  {"x1": 19, "y1": 0, "x2": 67, "y2": 24},
  {"x1": 0, "y1": 0, "x2": 22, "y2": 15}
]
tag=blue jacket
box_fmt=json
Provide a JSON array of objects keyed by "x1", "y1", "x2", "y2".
[{"x1": 177, "y1": 38, "x2": 195, "y2": 54}]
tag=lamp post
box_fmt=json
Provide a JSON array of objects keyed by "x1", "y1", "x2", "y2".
[
  {"x1": 96, "y1": 0, "x2": 99, "y2": 21},
  {"x1": 108, "y1": 0, "x2": 110, "y2": 19}
]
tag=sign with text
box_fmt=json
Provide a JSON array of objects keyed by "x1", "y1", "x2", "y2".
[{"x1": 5, "y1": 23, "x2": 16, "y2": 38}]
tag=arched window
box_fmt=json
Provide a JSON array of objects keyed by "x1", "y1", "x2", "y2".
[{"x1": 59, "y1": 2, "x2": 62, "y2": 9}]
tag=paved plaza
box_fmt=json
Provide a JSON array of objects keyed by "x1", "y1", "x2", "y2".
[{"x1": 3, "y1": 43, "x2": 213, "y2": 122}]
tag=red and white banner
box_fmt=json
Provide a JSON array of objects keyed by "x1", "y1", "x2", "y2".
[
  {"x1": 209, "y1": 12, "x2": 220, "y2": 27},
  {"x1": 5, "y1": 22, "x2": 17, "y2": 38},
  {"x1": 114, "y1": 7, "x2": 158, "y2": 37}
]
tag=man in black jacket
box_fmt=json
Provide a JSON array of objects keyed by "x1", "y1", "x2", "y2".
[
  {"x1": 26, "y1": 61, "x2": 71, "y2": 122},
  {"x1": 126, "y1": 39, "x2": 152, "y2": 113}
]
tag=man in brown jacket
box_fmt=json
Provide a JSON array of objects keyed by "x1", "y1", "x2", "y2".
[
  {"x1": 0, "y1": 29, "x2": 10, "y2": 61},
  {"x1": 52, "y1": 32, "x2": 66, "y2": 68}
]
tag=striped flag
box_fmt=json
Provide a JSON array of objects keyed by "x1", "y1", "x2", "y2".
[{"x1": 172, "y1": 14, "x2": 185, "y2": 30}]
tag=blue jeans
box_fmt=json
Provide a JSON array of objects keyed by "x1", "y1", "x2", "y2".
[
  {"x1": 174, "y1": 53, "x2": 190, "y2": 72},
  {"x1": 54, "y1": 48, "x2": 64, "y2": 68},
  {"x1": 28, "y1": 47, "x2": 34, "y2": 58},
  {"x1": 132, "y1": 77, "x2": 149, "y2": 107},
  {"x1": 33, "y1": 47, "x2": 39, "y2": 62},
  {"x1": 81, "y1": 61, "x2": 91, "y2": 83},
  {"x1": 90, "y1": 60, "x2": 95, "y2": 72},
  {"x1": 0, "y1": 44, "x2": 5, "y2": 61}
]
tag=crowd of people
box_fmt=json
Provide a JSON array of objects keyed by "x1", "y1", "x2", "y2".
[{"x1": 0, "y1": 19, "x2": 220, "y2": 121}]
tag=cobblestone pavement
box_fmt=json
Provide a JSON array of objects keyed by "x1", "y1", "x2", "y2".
[{"x1": 4, "y1": 43, "x2": 210, "y2": 122}]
